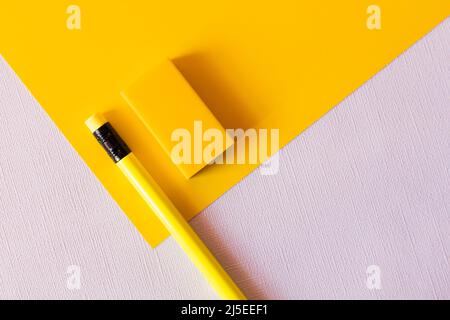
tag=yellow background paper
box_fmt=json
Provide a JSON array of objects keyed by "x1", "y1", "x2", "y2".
[{"x1": 0, "y1": 1, "x2": 448, "y2": 247}]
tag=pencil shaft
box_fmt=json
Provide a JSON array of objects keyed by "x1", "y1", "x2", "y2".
[{"x1": 117, "y1": 154, "x2": 246, "y2": 300}]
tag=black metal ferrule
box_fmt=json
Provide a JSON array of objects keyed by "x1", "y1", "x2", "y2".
[{"x1": 93, "y1": 122, "x2": 131, "y2": 163}]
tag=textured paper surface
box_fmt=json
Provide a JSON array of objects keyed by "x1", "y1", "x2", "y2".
[{"x1": 0, "y1": 1, "x2": 448, "y2": 247}]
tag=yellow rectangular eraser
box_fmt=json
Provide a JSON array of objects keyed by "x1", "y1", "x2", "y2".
[{"x1": 121, "y1": 60, "x2": 232, "y2": 179}]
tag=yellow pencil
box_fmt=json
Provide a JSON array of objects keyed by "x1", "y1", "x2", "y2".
[{"x1": 85, "y1": 113, "x2": 246, "y2": 300}]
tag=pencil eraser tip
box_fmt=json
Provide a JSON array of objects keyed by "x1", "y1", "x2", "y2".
[{"x1": 85, "y1": 114, "x2": 107, "y2": 132}]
